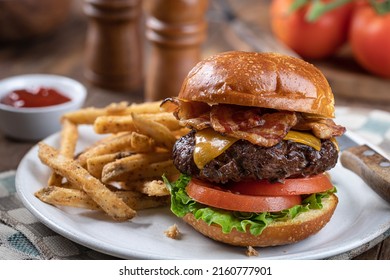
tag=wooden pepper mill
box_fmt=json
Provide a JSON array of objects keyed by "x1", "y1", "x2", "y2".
[
  {"x1": 144, "y1": 0, "x2": 208, "y2": 101},
  {"x1": 84, "y1": 0, "x2": 143, "y2": 92}
]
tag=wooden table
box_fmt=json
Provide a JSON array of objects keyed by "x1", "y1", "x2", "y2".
[{"x1": 0, "y1": 0, "x2": 389, "y2": 259}]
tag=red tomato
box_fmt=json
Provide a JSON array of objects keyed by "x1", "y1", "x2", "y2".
[
  {"x1": 349, "y1": 2, "x2": 390, "y2": 78},
  {"x1": 227, "y1": 174, "x2": 333, "y2": 196},
  {"x1": 186, "y1": 179, "x2": 302, "y2": 213},
  {"x1": 270, "y1": 0, "x2": 353, "y2": 59}
]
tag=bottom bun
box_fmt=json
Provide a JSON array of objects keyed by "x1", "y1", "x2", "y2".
[{"x1": 183, "y1": 194, "x2": 338, "y2": 247}]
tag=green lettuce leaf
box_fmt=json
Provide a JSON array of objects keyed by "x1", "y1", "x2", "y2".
[{"x1": 163, "y1": 174, "x2": 337, "y2": 236}]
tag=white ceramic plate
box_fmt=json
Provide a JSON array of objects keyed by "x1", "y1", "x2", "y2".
[{"x1": 15, "y1": 117, "x2": 390, "y2": 260}]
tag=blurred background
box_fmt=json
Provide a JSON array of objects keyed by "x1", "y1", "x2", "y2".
[{"x1": 0, "y1": 0, "x2": 389, "y2": 111}]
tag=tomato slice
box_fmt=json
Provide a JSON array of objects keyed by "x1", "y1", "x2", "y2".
[
  {"x1": 186, "y1": 179, "x2": 302, "y2": 213},
  {"x1": 227, "y1": 174, "x2": 333, "y2": 196}
]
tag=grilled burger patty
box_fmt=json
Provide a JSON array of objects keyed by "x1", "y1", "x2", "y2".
[{"x1": 173, "y1": 130, "x2": 339, "y2": 184}]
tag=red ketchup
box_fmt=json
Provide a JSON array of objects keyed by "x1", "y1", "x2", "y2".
[{"x1": 0, "y1": 87, "x2": 71, "y2": 108}]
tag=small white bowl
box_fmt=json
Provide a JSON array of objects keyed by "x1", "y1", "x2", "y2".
[{"x1": 0, "y1": 74, "x2": 87, "y2": 141}]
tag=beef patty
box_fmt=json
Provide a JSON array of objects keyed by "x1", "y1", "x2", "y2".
[{"x1": 173, "y1": 130, "x2": 339, "y2": 184}]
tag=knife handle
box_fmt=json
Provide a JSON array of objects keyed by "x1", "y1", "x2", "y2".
[{"x1": 340, "y1": 145, "x2": 390, "y2": 203}]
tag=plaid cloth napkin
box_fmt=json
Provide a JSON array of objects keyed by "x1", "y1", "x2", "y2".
[{"x1": 0, "y1": 170, "x2": 117, "y2": 260}]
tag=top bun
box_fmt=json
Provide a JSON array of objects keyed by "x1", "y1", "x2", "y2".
[{"x1": 178, "y1": 51, "x2": 335, "y2": 118}]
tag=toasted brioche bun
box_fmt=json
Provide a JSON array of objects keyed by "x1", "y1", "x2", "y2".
[
  {"x1": 183, "y1": 194, "x2": 338, "y2": 247},
  {"x1": 178, "y1": 51, "x2": 335, "y2": 118}
]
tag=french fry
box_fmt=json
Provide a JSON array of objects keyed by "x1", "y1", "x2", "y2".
[
  {"x1": 105, "y1": 101, "x2": 130, "y2": 113},
  {"x1": 62, "y1": 108, "x2": 110, "y2": 125},
  {"x1": 143, "y1": 112, "x2": 182, "y2": 131},
  {"x1": 61, "y1": 102, "x2": 128, "y2": 124},
  {"x1": 101, "y1": 152, "x2": 171, "y2": 183},
  {"x1": 120, "y1": 179, "x2": 170, "y2": 196},
  {"x1": 48, "y1": 118, "x2": 78, "y2": 186},
  {"x1": 94, "y1": 115, "x2": 136, "y2": 134},
  {"x1": 86, "y1": 151, "x2": 134, "y2": 178},
  {"x1": 38, "y1": 142, "x2": 136, "y2": 221},
  {"x1": 35, "y1": 186, "x2": 169, "y2": 210},
  {"x1": 124, "y1": 101, "x2": 162, "y2": 114},
  {"x1": 130, "y1": 132, "x2": 155, "y2": 152},
  {"x1": 58, "y1": 118, "x2": 79, "y2": 158},
  {"x1": 77, "y1": 132, "x2": 134, "y2": 167},
  {"x1": 35, "y1": 186, "x2": 100, "y2": 210},
  {"x1": 62, "y1": 101, "x2": 162, "y2": 125},
  {"x1": 131, "y1": 113, "x2": 177, "y2": 150},
  {"x1": 94, "y1": 112, "x2": 181, "y2": 134},
  {"x1": 78, "y1": 131, "x2": 156, "y2": 167}
]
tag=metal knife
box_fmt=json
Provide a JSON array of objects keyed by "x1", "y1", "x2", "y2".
[{"x1": 339, "y1": 131, "x2": 390, "y2": 203}]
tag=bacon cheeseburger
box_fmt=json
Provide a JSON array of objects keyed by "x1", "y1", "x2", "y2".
[{"x1": 163, "y1": 51, "x2": 346, "y2": 247}]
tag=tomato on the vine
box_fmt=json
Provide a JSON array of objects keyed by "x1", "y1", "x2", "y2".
[
  {"x1": 270, "y1": 0, "x2": 354, "y2": 59},
  {"x1": 186, "y1": 179, "x2": 302, "y2": 213},
  {"x1": 349, "y1": 1, "x2": 390, "y2": 78},
  {"x1": 227, "y1": 174, "x2": 333, "y2": 196}
]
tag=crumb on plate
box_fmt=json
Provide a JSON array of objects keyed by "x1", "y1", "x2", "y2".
[
  {"x1": 164, "y1": 224, "x2": 181, "y2": 239},
  {"x1": 246, "y1": 246, "x2": 259, "y2": 257}
]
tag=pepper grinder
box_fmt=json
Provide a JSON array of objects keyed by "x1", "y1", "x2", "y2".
[
  {"x1": 144, "y1": 0, "x2": 208, "y2": 101},
  {"x1": 84, "y1": 0, "x2": 143, "y2": 92}
]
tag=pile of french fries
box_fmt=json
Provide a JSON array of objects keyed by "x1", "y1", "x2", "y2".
[{"x1": 35, "y1": 101, "x2": 187, "y2": 221}]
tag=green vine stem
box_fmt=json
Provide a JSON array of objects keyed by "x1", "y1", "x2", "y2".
[
  {"x1": 306, "y1": 0, "x2": 353, "y2": 21},
  {"x1": 369, "y1": 0, "x2": 390, "y2": 15},
  {"x1": 289, "y1": 0, "x2": 311, "y2": 12},
  {"x1": 289, "y1": 0, "x2": 390, "y2": 22}
]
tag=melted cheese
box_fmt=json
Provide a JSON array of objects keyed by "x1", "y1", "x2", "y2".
[
  {"x1": 194, "y1": 128, "x2": 238, "y2": 169},
  {"x1": 283, "y1": 130, "x2": 321, "y2": 151}
]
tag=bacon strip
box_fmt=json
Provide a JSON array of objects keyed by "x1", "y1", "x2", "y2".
[
  {"x1": 160, "y1": 97, "x2": 179, "y2": 113},
  {"x1": 179, "y1": 112, "x2": 211, "y2": 130},
  {"x1": 161, "y1": 98, "x2": 211, "y2": 129},
  {"x1": 294, "y1": 114, "x2": 346, "y2": 139},
  {"x1": 210, "y1": 105, "x2": 265, "y2": 132},
  {"x1": 163, "y1": 98, "x2": 346, "y2": 145},
  {"x1": 210, "y1": 105, "x2": 298, "y2": 147}
]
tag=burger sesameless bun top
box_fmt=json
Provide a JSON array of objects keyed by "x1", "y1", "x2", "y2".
[{"x1": 179, "y1": 51, "x2": 335, "y2": 118}]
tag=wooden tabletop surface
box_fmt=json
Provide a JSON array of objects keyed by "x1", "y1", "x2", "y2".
[{"x1": 0, "y1": 0, "x2": 389, "y2": 260}]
